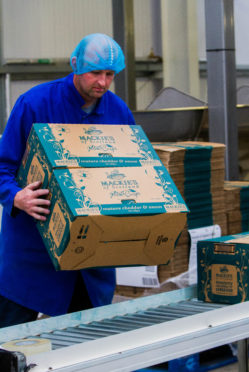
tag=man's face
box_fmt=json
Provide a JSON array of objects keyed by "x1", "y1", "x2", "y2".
[{"x1": 73, "y1": 70, "x2": 115, "y2": 105}]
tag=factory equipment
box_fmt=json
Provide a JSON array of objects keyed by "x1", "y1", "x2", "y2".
[
  {"x1": 132, "y1": 87, "x2": 207, "y2": 142},
  {"x1": 132, "y1": 87, "x2": 249, "y2": 156},
  {"x1": 146, "y1": 87, "x2": 206, "y2": 110},
  {"x1": 1, "y1": 286, "x2": 249, "y2": 371}
]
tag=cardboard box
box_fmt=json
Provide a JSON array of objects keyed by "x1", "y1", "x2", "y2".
[
  {"x1": 37, "y1": 165, "x2": 188, "y2": 270},
  {"x1": 197, "y1": 232, "x2": 249, "y2": 304},
  {"x1": 17, "y1": 123, "x2": 161, "y2": 188},
  {"x1": 224, "y1": 180, "x2": 249, "y2": 235},
  {"x1": 153, "y1": 141, "x2": 226, "y2": 231}
]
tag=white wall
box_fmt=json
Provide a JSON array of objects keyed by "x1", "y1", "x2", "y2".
[
  {"x1": 2, "y1": 0, "x2": 159, "y2": 111},
  {"x1": 2, "y1": 0, "x2": 113, "y2": 60},
  {"x1": 197, "y1": 0, "x2": 249, "y2": 66},
  {"x1": 2, "y1": 0, "x2": 159, "y2": 61},
  {"x1": 196, "y1": 0, "x2": 249, "y2": 103},
  {"x1": 160, "y1": 0, "x2": 200, "y2": 99},
  {"x1": 2, "y1": 0, "x2": 249, "y2": 113}
]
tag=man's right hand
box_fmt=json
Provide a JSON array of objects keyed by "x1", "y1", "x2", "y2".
[{"x1": 14, "y1": 181, "x2": 51, "y2": 221}]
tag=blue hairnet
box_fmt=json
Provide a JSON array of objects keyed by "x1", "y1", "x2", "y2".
[{"x1": 70, "y1": 33, "x2": 125, "y2": 75}]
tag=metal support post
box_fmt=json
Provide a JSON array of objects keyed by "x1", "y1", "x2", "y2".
[
  {"x1": 112, "y1": 0, "x2": 136, "y2": 110},
  {"x1": 205, "y1": 0, "x2": 239, "y2": 180},
  {"x1": 238, "y1": 339, "x2": 249, "y2": 372},
  {"x1": 0, "y1": 0, "x2": 7, "y2": 133},
  {"x1": 0, "y1": 75, "x2": 7, "y2": 133}
]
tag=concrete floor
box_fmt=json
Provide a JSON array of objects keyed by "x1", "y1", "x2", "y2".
[{"x1": 212, "y1": 363, "x2": 238, "y2": 371}]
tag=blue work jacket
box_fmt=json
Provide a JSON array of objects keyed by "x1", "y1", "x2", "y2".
[{"x1": 0, "y1": 73, "x2": 135, "y2": 316}]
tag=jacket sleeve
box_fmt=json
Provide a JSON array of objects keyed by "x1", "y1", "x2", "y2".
[
  {"x1": 0, "y1": 95, "x2": 35, "y2": 215},
  {"x1": 127, "y1": 107, "x2": 136, "y2": 125}
]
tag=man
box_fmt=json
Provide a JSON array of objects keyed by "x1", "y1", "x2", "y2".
[{"x1": 0, "y1": 33, "x2": 135, "y2": 328}]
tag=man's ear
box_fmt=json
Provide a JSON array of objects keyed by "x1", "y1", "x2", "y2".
[{"x1": 71, "y1": 56, "x2": 77, "y2": 70}]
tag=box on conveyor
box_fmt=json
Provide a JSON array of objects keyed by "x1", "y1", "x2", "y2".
[
  {"x1": 37, "y1": 165, "x2": 188, "y2": 270},
  {"x1": 17, "y1": 123, "x2": 161, "y2": 188},
  {"x1": 197, "y1": 232, "x2": 249, "y2": 304}
]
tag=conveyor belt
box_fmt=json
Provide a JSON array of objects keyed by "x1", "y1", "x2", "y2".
[
  {"x1": 35, "y1": 299, "x2": 224, "y2": 350},
  {"x1": 1, "y1": 285, "x2": 249, "y2": 371}
]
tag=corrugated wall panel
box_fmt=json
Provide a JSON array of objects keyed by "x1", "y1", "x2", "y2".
[
  {"x1": 2, "y1": 0, "x2": 113, "y2": 60},
  {"x1": 134, "y1": 0, "x2": 161, "y2": 58},
  {"x1": 2, "y1": 0, "x2": 159, "y2": 111},
  {"x1": 2, "y1": 0, "x2": 160, "y2": 60},
  {"x1": 134, "y1": 0, "x2": 163, "y2": 109}
]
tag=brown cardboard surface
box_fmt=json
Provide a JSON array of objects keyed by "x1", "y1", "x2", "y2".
[
  {"x1": 36, "y1": 164, "x2": 188, "y2": 271},
  {"x1": 18, "y1": 124, "x2": 188, "y2": 271},
  {"x1": 46, "y1": 212, "x2": 187, "y2": 270}
]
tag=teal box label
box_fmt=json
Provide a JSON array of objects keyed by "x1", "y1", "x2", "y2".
[
  {"x1": 198, "y1": 232, "x2": 249, "y2": 304},
  {"x1": 17, "y1": 123, "x2": 162, "y2": 188},
  {"x1": 53, "y1": 166, "x2": 188, "y2": 217},
  {"x1": 33, "y1": 123, "x2": 161, "y2": 167}
]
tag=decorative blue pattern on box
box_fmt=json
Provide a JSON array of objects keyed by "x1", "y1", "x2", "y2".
[
  {"x1": 34, "y1": 123, "x2": 161, "y2": 168},
  {"x1": 53, "y1": 166, "x2": 188, "y2": 217},
  {"x1": 198, "y1": 231, "x2": 249, "y2": 304}
]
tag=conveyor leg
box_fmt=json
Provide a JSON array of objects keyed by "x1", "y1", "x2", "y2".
[{"x1": 238, "y1": 339, "x2": 248, "y2": 372}]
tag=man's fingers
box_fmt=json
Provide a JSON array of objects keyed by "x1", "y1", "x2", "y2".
[
  {"x1": 31, "y1": 212, "x2": 48, "y2": 221},
  {"x1": 33, "y1": 188, "x2": 50, "y2": 198},
  {"x1": 26, "y1": 180, "x2": 43, "y2": 190},
  {"x1": 34, "y1": 198, "x2": 51, "y2": 207},
  {"x1": 30, "y1": 205, "x2": 50, "y2": 221},
  {"x1": 33, "y1": 206, "x2": 50, "y2": 215},
  {"x1": 14, "y1": 181, "x2": 51, "y2": 219}
]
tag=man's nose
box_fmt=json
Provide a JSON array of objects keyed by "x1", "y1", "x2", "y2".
[{"x1": 97, "y1": 73, "x2": 107, "y2": 86}]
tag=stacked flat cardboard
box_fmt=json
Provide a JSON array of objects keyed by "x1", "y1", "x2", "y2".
[
  {"x1": 224, "y1": 180, "x2": 249, "y2": 234},
  {"x1": 18, "y1": 123, "x2": 188, "y2": 271},
  {"x1": 155, "y1": 141, "x2": 227, "y2": 284},
  {"x1": 115, "y1": 279, "x2": 180, "y2": 299},
  {"x1": 197, "y1": 231, "x2": 249, "y2": 304},
  {"x1": 157, "y1": 228, "x2": 190, "y2": 282},
  {"x1": 153, "y1": 141, "x2": 226, "y2": 231},
  {"x1": 115, "y1": 141, "x2": 227, "y2": 299}
]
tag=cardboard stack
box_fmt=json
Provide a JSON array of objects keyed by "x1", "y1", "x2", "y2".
[
  {"x1": 153, "y1": 141, "x2": 227, "y2": 285},
  {"x1": 224, "y1": 181, "x2": 249, "y2": 235},
  {"x1": 153, "y1": 141, "x2": 226, "y2": 231},
  {"x1": 115, "y1": 141, "x2": 227, "y2": 299},
  {"x1": 17, "y1": 123, "x2": 188, "y2": 271},
  {"x1": 157, "y1": 228, "x2": 190, "y2": 282},
  {"x1": 197, "y1": 231, "x2": 249, "y2": 304}
]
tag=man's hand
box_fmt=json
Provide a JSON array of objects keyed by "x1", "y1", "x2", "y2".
[{"x1": 14, "y1": 181, "x2": 51, "y2": 221}]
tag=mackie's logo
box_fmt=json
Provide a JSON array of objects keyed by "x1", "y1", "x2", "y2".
[
  {"x1": 83, "y1": 127, "x2": 103, "y2": 135},
  {"x1": 220, "y1": 266, "x2": 229, "y2": 273},
  {"x1": 106, "y1": 170, "x2": 126, "y2": 180}
]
